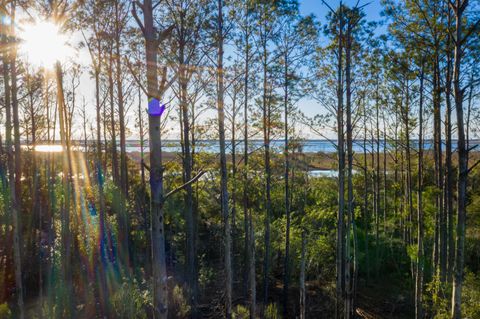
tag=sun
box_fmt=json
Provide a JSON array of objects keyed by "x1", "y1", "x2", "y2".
[{"x1": 18, "y1": 20, "x2": 72, "y2": 68}]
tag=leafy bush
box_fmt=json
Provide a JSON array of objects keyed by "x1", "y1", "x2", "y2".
[
  {"x1": 0, "y1": 303, "x2": 11, "y2": 319},
  {"x1": 463, "y1": 271, "x2": 480, "y2": 319},
  {"x1": 171, "y1": 285, "x2": 191, "y2": 318},
  {"x1": 264, "y1": 303, "x2": 281, "y2": 319},
  {"x1": 233, "y1": 304, "x2": 249, "y2": 319},
  {"x1": 111, "y1": 279, "x2": 151, "y2": 319}
]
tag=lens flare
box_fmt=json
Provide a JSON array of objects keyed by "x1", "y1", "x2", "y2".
[{"x1": 18, "y1": 20, "x2": 72, "y2": 67}]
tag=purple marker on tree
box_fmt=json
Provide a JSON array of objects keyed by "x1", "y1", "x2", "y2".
[{"x1": 148, "y1": 97, "x2": 166, "y2": 117}]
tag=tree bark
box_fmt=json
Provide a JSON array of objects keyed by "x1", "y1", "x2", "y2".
[
  {"x1": 415, "y1": 62, "x2": 425, "y2": 319},
  {"x1": 335, "y1": 7, "x2": 345, "y2": 318},
  {"x1": 2, "y1": 23, "x2": 24, "y2": 318},
  {"x1": 217, "y1": 1, "x2": 232, "y2": 316},
  {"x1": 282, "y1": 50, "x2": 291, "y2": 317},
  {"x1": 451, "y1": 1, "x2": 468, "y2": 317},
  {"x1": 241, "y1": 6, "x2": 255, "y2": 315},
  {"x1": 132, "y1": 1, "x2": 172, "y2": 317}
]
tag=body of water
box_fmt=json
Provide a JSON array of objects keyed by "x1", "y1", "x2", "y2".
[
  {"x1": 26, "y1": 139, "x2": 480, "y2": 154},
  {"x1": 123, "y1": 139, "x2": 480, "y2": 154}
]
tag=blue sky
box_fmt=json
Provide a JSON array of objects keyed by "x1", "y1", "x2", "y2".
[
  {"x1": 295, "y1": 0, "x2": 386, "y2": 138},
  {"x1": 299, "y1": 0, "x2": 384, "y2": 23}
]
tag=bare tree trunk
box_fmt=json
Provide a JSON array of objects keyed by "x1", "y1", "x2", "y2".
[
  {"x1": 415, "y1": 62, "x2": 425, "y2": 319},
  {"x1": 115, "y1": 0, "x2": 128, "y2": 198},
  {"x1": 11, "y1": 25, "x2": 23, "y2": 319},
  {"x1": 177, "y1": 23, "x2": 196, "y2": 312},
  {"x1": 335, "y1": 8, "x2": 345, "y2": 318},
  {"x1": 404, "y1": 78, "x2": 414, "y2": 279},
  {"x1": 362, "y1": 98, "x2": 370, "y2": 286},
  {"x1": 261, "y1": 15, "x2": 272, "y2": 307},
  {"x1": 55, "y1": 62, "x2": 74, "y2": 317},
  {"x1": 242, "y1": 6, "x2": 255, "y2": 315},
  {"x1": 132, "y1": 1, "x2": 173, "y2": 317},
  {"x1": 432, "y1": 55, "x2": 444, "y2": 276},
  {"x1": 345, "y1": 22, "x2": 355, "y2": 318},
  {"x1": 93, "y1": 54, "x2": 109, "y2": 318},
  {"x1": 217, "y1": 1, "x2": 232, "y2": 316},
  {"x1": 108, "y1": 53, "x2": 119, "y2": 184},
  {"x1": 282, "y1": 50, "x2": 291, "y2": 316},
  {"x1": 114, "y1": 0, "x2": 131, "y2": 268},
  {"x1": 444, "y1": 11, "x2": 454, "y2": 283},
  {"x1": 300, "y1": 228, "x2": 306, "y2": 319},
  {"x1": 2, "y1": 25, "x2": 24, "y2": 318},
  {"x1": 374, "y1": 78, "x2": 380, "y2": 280},
  {"x1": 451, "y1": 1, "x2": 468, "y2": 317}
]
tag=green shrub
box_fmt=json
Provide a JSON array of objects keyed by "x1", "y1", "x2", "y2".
[
  {"x1": 463, "y1": 271, "x2": 480, "y2": 319},
  {"x1": 233, "y1": 304, "x2": 249, "y2": 319},
  {"x1": 111, "y1": 279, "x2": 150, "y2": 319},
  {"x1": 264, "y1": 303, "x2": 281, "y2": 319},
  {"x1": 171, "y1": 285, "x2": 190, "y2": 318},
  {"x1": 0, "y1": 303, "x2": 11, "y2": 319}
]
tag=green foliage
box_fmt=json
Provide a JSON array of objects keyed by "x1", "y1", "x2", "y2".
[
  {"x1": 264, "y1": 303, "x2": 281, "y2": 319},
  {"x1": 233, "y1": 304, "x2": 249, "y2": 319},
  {"x1": 462, "y1": 271, "x2": 480, "y2": 319},
  {"x1": 406, "y1": 244, "x2": 417, "y2": 262},
  {"x1": 0, "y1": 303, "x2": 11, "y2": 319},
  {"x1": 171, "y1": 285, "x2": 191, "y2": 318},
  {"x1": 425, "y1": 274, "x2": 450, "y2": 318},
  {"x1": 111, "y1": 278, "x2": 151, "y2": 319}
]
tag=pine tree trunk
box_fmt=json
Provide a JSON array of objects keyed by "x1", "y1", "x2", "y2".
[
  {"x1": 242, "y1": 9, "x2": 255, "y2": 315},
  {"x1": 55, "y1": 62, "x2": 74, "y2": 317},
  {"x1": 108, "y1": 54, "x2": 119, "y2": 184},
  {"x1": 345, "y1": 23, "x2": 354, "y2": 318},
  {"x1": 363, "y1": 98, "x2": 370, "y2": 286},
  {"x1": 444, "y1": 12, "x2": 455, "y2": 283},
  {"x1": 300, "y1": 229, "x2": 306, "y2": 319},
  {"x1": 282, "y1": 51, "x2": 291, "y2": 316},
  {"x1": 2, "y1": 28, "x2": 24, "y2": 318},
  {"x1": 133, "y1": 1, "x2": 170, "y2": 316},
  {"x1": 335, "y1": 8, "x2": 345, "y2": 318},
  {"x1": 451, "y1": 2, "x2": 468, "y2": 317},
  {"x1": 415, "y1": 63, "x2": 425, "y2": 319},
  {"x1": 262, "y1": 18, "x2": 272, "y2": 307},
  {"x1": 178, "y1": 29, "x2": 196, "y2": 312},
  {"x1": 217, "y1": 1, "x2": 232, "y2": 317}
]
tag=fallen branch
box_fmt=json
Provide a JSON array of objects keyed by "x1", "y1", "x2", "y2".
[
  {"x1": 468, "y1": 159, "x2": 480, "y2": 174},
  {"x1": 164, "y1": 170, "x2": 206, "y2": 201}
]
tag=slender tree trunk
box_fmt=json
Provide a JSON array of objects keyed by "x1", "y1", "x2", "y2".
[
  {"x1": 108, "y1": 53, "x2": 119, "y2": 184},
  {"x1": 177, "y1": 26, "x2": 196, "y2": 312},
  {"x1": 432, "y1": 55, "x2": 444, "y2": 276},
  {"x1": 415, "y1": 63, "x2": 425, "y2": 319},
  {"x1": 133, "y1": 1, "x2": 176, "y2": 317},
  {"x1": 94, "y1": 61, "x2": 109, "y2": 318},
  {"x1": 282, "y1": 51, "x2": 291, "y2": 316},
  {"x1": 362, "y1": 99, "x2": 370, "y2": 286},
  {"x1": 300, "y1": 228, "x2": 306, "y2": 319},
  {"x1": 451, "y1": 2, "x2": 468, "y2": 317},
  {"x1": 115, "y1": 0, "x2": 128, "y2": 197},
  {"x1": 404, "y1": 79, "x2": 414, "y2": 279},
  {"x1": 55, "y1": 62, "x2": 74, "y2": 317},
  {"x1": 217, "y1": 2, "x2": 232, "y2": 316},
  {"x1": 335, "y1": 8, "x2": 345, "y2": 318},
  {"x1": 2, "y1": 27, "x2": 24, "y2": 318},
  {"x1": 261, "y1": 17, "x2": 272, "y2": 307},
  {"x1": 345, "y1": 23, "x2": 355, "y2": 319},
  {"x1": 444, "y1": 12, "x2": 455, "y2": 283},
  {"x1": 374, "y1": 78, "x2": 380, "y2": 280},
  {"x1": 242, "y1": 7, "x2": 255, "y2": 315},
  {"x1": 114, "y1": 0, "x2": 131, "y2": 268}
]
